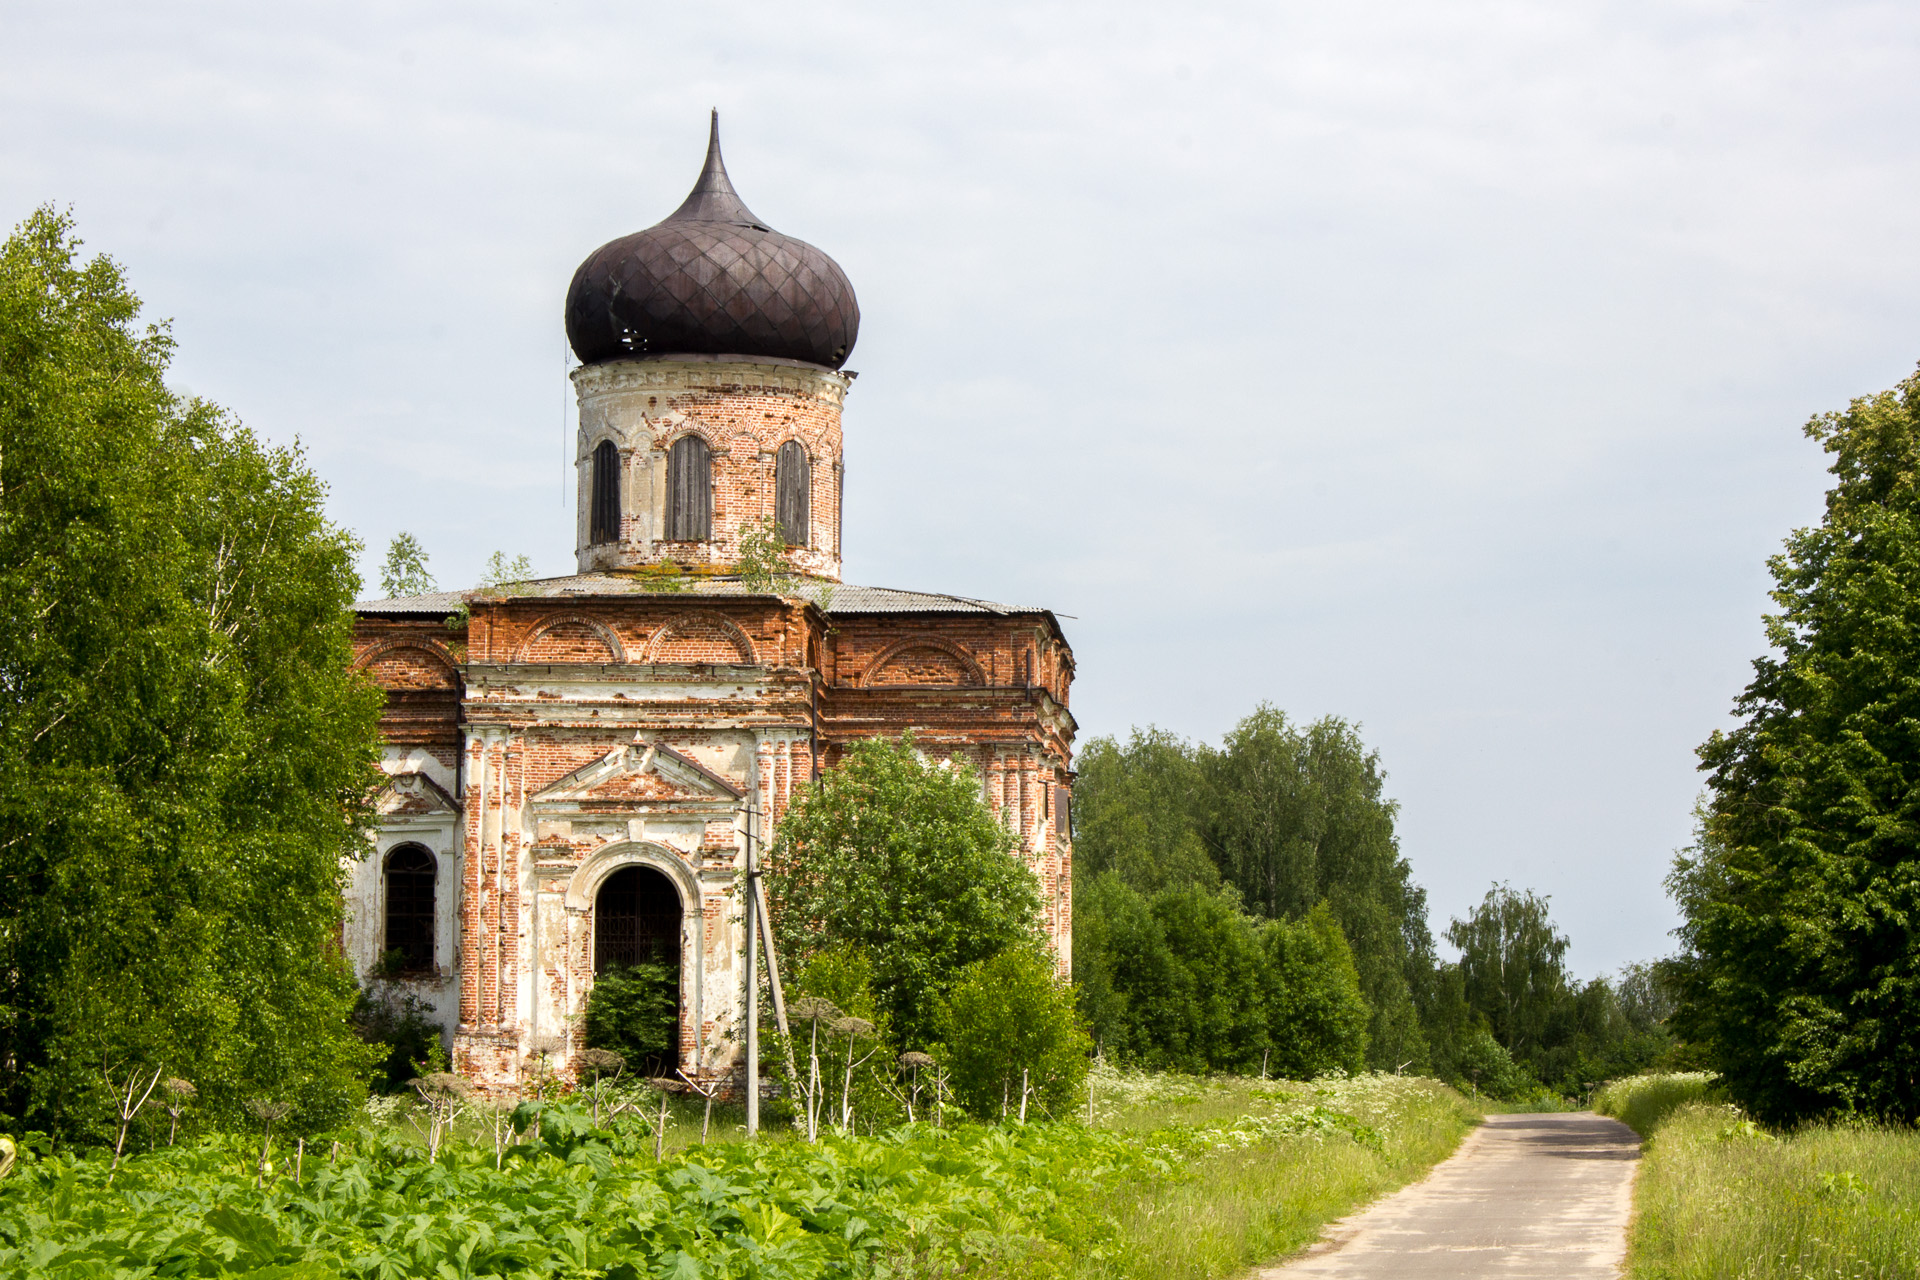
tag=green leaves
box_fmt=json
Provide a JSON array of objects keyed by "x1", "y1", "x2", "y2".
[
  {"x1": 1071, "y1": 711, "x2": 1433, "y2": 1073},
  {"x1": 1676, "y1": 363, "x2": 1920, "y2": 1125},
  {"x1": 0, "y1": 1120, "x2": 1190, "y2": 1280},
  {"x1": 767, "y1": 737, "x2": 1042, "y2": 1052},
  {"x1": 0, "y1": 207, "x2": 384, "y2": 1137}
]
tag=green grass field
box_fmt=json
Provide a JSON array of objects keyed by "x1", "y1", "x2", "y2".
[{"x1": 1597, "y1": 1074, "x2": 1920, "y2": 1280}]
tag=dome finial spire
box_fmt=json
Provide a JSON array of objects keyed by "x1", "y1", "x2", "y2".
[{"x1": 666, "y1": 109, "x2": 765, "y2": 228}]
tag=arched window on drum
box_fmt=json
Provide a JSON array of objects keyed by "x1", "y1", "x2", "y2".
[
  {"x1": 589, "y1": 440, "x2": 621, "y2": 545},
  {"x1": 666, "y1": 436, "x2": 711, "y2": 541},
  {"x1": 775, "y1": 441, "x2": 809, "y2": 546},
  {"x1": 383, "y1": 845, "x2": 436, "y2": 974}
]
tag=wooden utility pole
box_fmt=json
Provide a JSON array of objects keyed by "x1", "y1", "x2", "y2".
[
  {"x1": 742, "y1": 795, "x2": 794, "y2": 1140},
  {"x1": 745, "y1": 800, "x2": 761, "y2": 1136}
]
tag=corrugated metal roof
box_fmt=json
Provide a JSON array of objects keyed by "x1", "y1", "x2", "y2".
[{"x1": 354, "y1": 575, "x2": 1041, "y2": 618}]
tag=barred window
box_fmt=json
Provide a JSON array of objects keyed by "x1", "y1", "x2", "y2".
[{"x1": 383, "y1": 845, "x2": 436, "y2": 973}]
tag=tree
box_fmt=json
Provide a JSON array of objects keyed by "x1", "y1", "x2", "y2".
[
  {"x1": 1446, "y1": 884, "x2": 1569, "y2": 1064},
  {"x1": 1074, "y1": 875, "x2": 1368, "y2": 1077},
  {"x1": 479, "y1": 551, "x2": 534, "y2": 587},
  {"x1": 378, "y1": 532, "x2": 436, "y2": 598},
  {"x1": 1674, "y1": 371, "x2": 1920, "y2": 1123},
  {"x1": 1261, "y1": 903, "x2": 1370, "y2": 1078},
  {"x1": 0, "y1": 208, "x2": 384, "y2": 1136},
  {"x1": 1201, "y1": 709, "x2": 1432, "y2": 1071},
  {"x1": 767, "y1": 737, "x2": 1043, "y2": 1051},
  {"x1": 939, "y1": 947, "x2": 1090, "y2": 1121},
  {"x1": 1073, "y1": 730, "x2": 1220, "y2": 894}
]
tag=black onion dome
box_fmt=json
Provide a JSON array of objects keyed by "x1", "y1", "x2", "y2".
[{"x1": 566, "y1": 113, "x2": 860, "y2": 370}]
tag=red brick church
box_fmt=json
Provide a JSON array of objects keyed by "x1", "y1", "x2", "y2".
[{"x1": 348, "y1": 116, "x2": 1077, "y2": 1087}]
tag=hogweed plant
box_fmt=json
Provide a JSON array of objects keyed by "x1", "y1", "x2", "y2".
[
  {"x1": 242, "y1": 1099, "x2": 291, "y2": 1185},
  {"x1": 575, "y1": 1048, "x2": 626, "y2": 1127},
  {"x1": 103, "y1": 1061, "x2": 163, "y2": 1180},
  {"x1": 160, "y1": 1078, "x2": 196, "y2": 1147},
  {"x1": 408, "y1": 1073, "x2": 470, "y2": 1159},
  {"x1": 788, "y1": 996, "x2": 841, "y2": 1142},
  {"x1": 831, "y1": 1017, "x2": 880, "y2": 1131}
]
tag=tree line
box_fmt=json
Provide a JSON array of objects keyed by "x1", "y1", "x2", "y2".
[{"x1": 1071, "y1": 713, "x2": 1676, "y2": 1098}]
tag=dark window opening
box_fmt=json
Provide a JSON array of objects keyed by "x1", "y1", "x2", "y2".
[
  {"x1": 667, "y1": 436, "x2": 712, "y2": 541},
  {"x1": 595, "y1": 865, "x2": 683, "y2": 972},
  {"x1": 589, "y1": 440, "x2": 621, "y2": 545},
  {"x1": 775, "y1": 441, "x2": 810, "y2": 547},
  {"x1": 384, "y1": 844, "x2": 436, "y2": 973}
]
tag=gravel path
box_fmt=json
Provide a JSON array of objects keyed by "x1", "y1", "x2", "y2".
[{"x1": 1256, "y1": 1111, "x2": 1640, "y2": 1278}]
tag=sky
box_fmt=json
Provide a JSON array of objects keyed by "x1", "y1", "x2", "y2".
[{"x1": 6, "y1": 0, "x2": 1919, "y2": 977}]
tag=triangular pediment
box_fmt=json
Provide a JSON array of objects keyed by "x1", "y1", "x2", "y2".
[
  {"x1": 375, "y1": 771, "x2": 459, "y2": 818},
  {"x1": 531, "y1": 740, "x2": 745, "y2": 809}
]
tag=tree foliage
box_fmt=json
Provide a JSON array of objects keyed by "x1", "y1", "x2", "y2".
[
  {"x1": 0, "y1": 208, "x2": 385, "y2": 1135},
  {"x1": 767, "y1": 737, "x2": 1042, "y2": 1052},
  {"x1": 1445, "y1": 884, "x2": 1569, "y2": 1063},
  {"x1": 938, "y1": 947, "x2": 1090, "y2": 1120},
  {"x1": 582, "y1": 963, "x2": 678, "y2": 1077},
  {"x1": 1074, "y1": 875, "x2": 1367, "y2": 1077},
  {"x1": 1673, "y1": 371, "x2": 1920, "y2": 1123},
  {"x1": 1071, "y1": 710, "x2": 1431, "y2": 1070},
  {"x1": 378, "y1": 532, "x2": 435, "y2": 598}
]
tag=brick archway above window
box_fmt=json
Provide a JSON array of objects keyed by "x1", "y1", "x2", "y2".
[
  {"x1": 354, "y1": 638, "x2": 461, "y2": 687},
  {"x1": 516, "y1": 614, "x2": 627, "y2": 664},
  {"x1": 859, "y1": 637, "x2": 985, "y2": 688},
  {"x1": 642, "y1": 611, "x2": 757, "y2": 665}
]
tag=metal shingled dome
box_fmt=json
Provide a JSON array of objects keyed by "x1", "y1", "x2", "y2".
[{"x1": 565, "y1": 113, "x2": 860, "y2": 370}]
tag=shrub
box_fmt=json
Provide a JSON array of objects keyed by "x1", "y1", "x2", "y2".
[
  {"x1": 940, "y1": 947, "x2": 1091, "y2": 1121},
  {"x1": 350, "y1": 985, "x2": 445, "y2": 1094},
  {"x1": 583, "y1": 963, "x2": 677, "y2": 1076}
]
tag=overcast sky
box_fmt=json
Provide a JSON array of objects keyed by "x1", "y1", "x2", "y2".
[{"x1": 7, "y1": 0, "x2": 1919, "y2": 976}]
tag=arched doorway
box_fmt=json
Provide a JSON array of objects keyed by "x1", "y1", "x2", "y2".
[{"x1": 590, "y1": 865, "x2": 683, "y2": 1074}]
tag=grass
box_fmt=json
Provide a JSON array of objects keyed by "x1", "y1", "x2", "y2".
[
  {"x1": 1597, "y1": 1074, "x2": 1920, "y2": 1280},
  {"x1": 1594, "y1": 1071, "x2": 1720, "y2": 1137},
  {"x1": 1016, "y1": 1067, "x2": 1480, "y2": 1280}
]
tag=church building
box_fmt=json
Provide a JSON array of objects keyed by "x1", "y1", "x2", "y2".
[{"x1": 348, "y1": 116, "x2": 1078, "y2": 1087}]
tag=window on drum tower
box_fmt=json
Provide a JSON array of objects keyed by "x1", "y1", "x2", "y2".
[
  {"x1": 383, "y1": 845, "x2": 436, "y2": 973},
  {"x1": 775, "y1": 441, "x2": 809, "y2": 546},
  {"x1": 667, "y1": 436, "x2": 712, "y2": 541},
  {"x1": 589, "y1": 440, "x2": 620, "y2": 545}
]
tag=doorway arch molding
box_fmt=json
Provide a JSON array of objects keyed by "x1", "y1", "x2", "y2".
[{"x1": 563, "y1": 840, "x2": 705, "y2": 1066}]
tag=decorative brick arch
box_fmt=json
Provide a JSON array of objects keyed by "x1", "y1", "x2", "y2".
[
  {"x1": 515, "y1": 613, "x2": 626, "y2": 664},
  {"x1": 643, "y1": 611, "x2": 758, "y2": 665},
  {"x1": 564, "y1": 841, "x2": 706, "y2": 1065},
  {"x1": 353, "y1": 638, "x2": 460, "y2": 688},
  {"x1": 859, "y1": 636, "x2": 985, "y2": 688}
]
